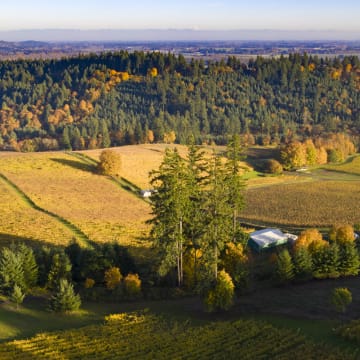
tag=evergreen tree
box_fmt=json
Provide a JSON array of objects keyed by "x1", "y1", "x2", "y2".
[
  {"x1": 312, "y1": 243, "x2": 340, "y2": 279},
  {"x1": 149, "y1": 148, "x2": 191, "y2": 286},
  {"x1": 10, "y1": 284, "x2": 25, "y2": 308},
  {"x1": 202, "y1": 152, "x2": 232, "y2": 281},
  {"x1": 338, "y1": 243, "x2": 360, "y2": 276},
  {"x1": 275, "y1": 249, "x2": 294, "y2": 284},
  {"x1": 47, "y1": 251, "x2": 72, "y2": 290},
  {"x1": 17, "y1": 243, "x2": 38, "y2": 290},
  {"x1": 293, "y1": 246, "x2": 313, "y2": 281},
  {"x1": 0, "y1": 247, "x2": 25, "y2": 294},
  {"x1": 60, "y1": 127, "x2": 72, "y2": 150},
  {"x1": 49, "y1": 279, "x2": 81, "y2": 313},
  {"x1": 224, "y1": 134, "x2": 245, "y2": 242}
]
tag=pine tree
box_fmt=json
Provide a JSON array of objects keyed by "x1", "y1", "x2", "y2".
[
  {"x1": 61, "y1": 127, "x2": 72, "y2": 150},
  {"x1": 17, "y1": 243, "x2": 38, "y2": 290},
  {"x1": 10, "y1": 284, "x2": 25, "y2": 309},
  {"x1": 49, "y1": 279, "x2": 81, "y2": 313},
  {"x1": 149, "y1": 148, "x2": 191, "y2": 286},
  {"x1": 0, "y1": 247, "x2": 25, "y2": 294},
  {"x1": 276, "y1": 249, "x2": 294, "y2": 284},
  {"x1": 224, "y1": 134, "x2": 245, "y2": 242},
  {"x1": 47, "y1": 251, "x2": 72, "y2": 290},
  {"x1": 202, "y1": 152, "x2": 232, "y2": 280},
  {"x1": 312, "y1": 243, "x2": 340, "y2": 279},
  {"x1": 293, "y1": 246, "x2": 313, "y2": 281},
  {"x1": 338, "y1": 243, "x2": 360, "y2": 276}
]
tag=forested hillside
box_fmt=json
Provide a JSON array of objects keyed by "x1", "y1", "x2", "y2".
[{"x1": 0, "y1": 51, "x2": 359, "y2": 151}]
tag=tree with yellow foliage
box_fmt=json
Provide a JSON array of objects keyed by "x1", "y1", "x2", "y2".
[
  {"x1": 97, "y1": 149, "x2": 121, "y2": 176},
  {"x1": 329, "y1": 224, "x2": 355, "y2": 245},
  {"x1": 163, "y1": 130, "x2": 176, "y2": 144},
  {"x1": 104, "y1": 267, "x2": 122, "y2": 290},
  {"x1": 295, "y1": 228, "x2": 327, "y2": 252}
]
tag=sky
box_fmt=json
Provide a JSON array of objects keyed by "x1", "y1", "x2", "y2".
[{"x1": 0, "y1": 0, "x2": 359, "y2": 40}]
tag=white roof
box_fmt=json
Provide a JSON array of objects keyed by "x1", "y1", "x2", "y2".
[{"x1": 250, "y1": 228, "x2": 288, "y2": 248}]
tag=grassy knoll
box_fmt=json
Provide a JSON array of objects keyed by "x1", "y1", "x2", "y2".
[{"x1": 0, "y1": 151, "x2": 151, "y2": 248}]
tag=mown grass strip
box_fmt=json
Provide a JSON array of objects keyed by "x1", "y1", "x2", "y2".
[{"x1": 0, "y1": 173, "x2": 91, "y2": 247}]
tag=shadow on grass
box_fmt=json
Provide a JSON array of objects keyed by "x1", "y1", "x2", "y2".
[
  {"x1": 0, "y1": 233, "x2": 64, "y2": 250},
  {"x1": 50, "y1": 158, "x2": 96, "y2": 173}
]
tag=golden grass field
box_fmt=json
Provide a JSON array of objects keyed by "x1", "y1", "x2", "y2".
[
  {"x1": 0, "y1": 175, "x2": 75, "y2": 246},
  {"x1": 0, "y1": 151, "x2": 151, "y2": 248}
]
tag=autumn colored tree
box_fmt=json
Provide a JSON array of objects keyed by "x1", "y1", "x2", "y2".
[
  {"x1": 163, "y1": 131, "x2": 176, "y2": 144},
  {"x1": 97, "y1": 149, "x2": 121, "y2": 176},
  {"x1": 123, "y1": 273, "x2": 142, "y2": 299},
  {"x1": 280, "y1": 141, "x2": 306, "y2": 170},
  {"x1": 222, "y1": 243, "x2": 248, "y2": 288},
  {"x1": 203, "y1": 270, "x2": 234, "y2": 312},
  {"x1": 104, "y1": 267, "x2": 122, "y2": 290},
  {"x1": 295, "y1": 229, "x2": 326, "y2": 252},
  {"x1": 329, "y1": 225, "x2": 356, "y2": 245}
]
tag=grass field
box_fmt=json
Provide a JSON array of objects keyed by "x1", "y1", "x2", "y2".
[
  {"x1": 321, "y1": 155, "x2": 360, "y2": 176},
  {"x1": 0, "y1": 151, "x2": 151, "y2": 249},
  {"x1": 0, "y1": 174, "x2": 74, "y2": 246}
]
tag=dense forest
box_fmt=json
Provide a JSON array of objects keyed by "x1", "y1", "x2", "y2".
[{"x1": 0, "y1": 51, "x2": 359, "y2": 151}]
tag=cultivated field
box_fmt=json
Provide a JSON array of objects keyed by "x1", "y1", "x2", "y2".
[
  {"x1": 242, "y1": 180, "x2": 360, "y2": 228},
  {"x1": 0, "y1": 312, "x2": 353, "y2": 360}
]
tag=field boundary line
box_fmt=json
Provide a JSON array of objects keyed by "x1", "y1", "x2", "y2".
[{"x1": 0, "y1": 172, "x2": 91, "y2": 247}]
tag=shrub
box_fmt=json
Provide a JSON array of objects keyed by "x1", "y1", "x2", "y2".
[
  {"x1": 331, "y1": 287, "x2": 352, "y2": 313},
  {"x1": 123, "y1": 273, "x2": 142, "y2": 299},
  {"x1": 203, "y1": 270, "x2": 234, "y2": 312},
  {"x1": 97, "y1": 149, "x2": 121, "y2": 176},
  {"x1": 84, "y1": 278, "x2": 95, "y2": 289},
  {"x1": 263, "y1": 159, "x2": 283, "y2": 174},
  {"x1": 104, "y1": 267, "x2": 122, "y2": 290}
]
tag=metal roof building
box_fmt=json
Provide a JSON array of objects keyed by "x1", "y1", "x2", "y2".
[{"x1": 249, "y1": 228, "x2": 295, "y2": 252}]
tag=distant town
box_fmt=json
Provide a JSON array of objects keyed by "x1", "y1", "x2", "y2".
[{"x1": 0, "y1": 40, "x2": 359, "y2": 61}]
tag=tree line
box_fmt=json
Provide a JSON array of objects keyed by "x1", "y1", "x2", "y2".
[
  {"x1": 0, "y1": 52, "x2": 359, "y2": 151},
  {"x1": 0, "y1": 240, "x2": 140, "y2": 311}
]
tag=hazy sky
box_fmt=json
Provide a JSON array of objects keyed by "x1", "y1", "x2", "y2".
[{"x1": 1, "y1": 0, "x2": 359, "y2": 32}]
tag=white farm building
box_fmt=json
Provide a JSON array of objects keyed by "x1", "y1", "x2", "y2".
[{"x1": 249, "y1": 228, "x2": 298, "y2": 252}]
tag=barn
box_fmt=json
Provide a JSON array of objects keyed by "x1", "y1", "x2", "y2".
[{"x1": 249, "y1": 228, "x2": 296, "y2": 252}]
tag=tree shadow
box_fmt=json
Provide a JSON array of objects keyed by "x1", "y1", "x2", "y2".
[
  {"x1": 50, "y1": 158, "x2": 96, "y2": 173},
  {"x1": 0, "y1": 233, "x2": 64, "y2": 250}
]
